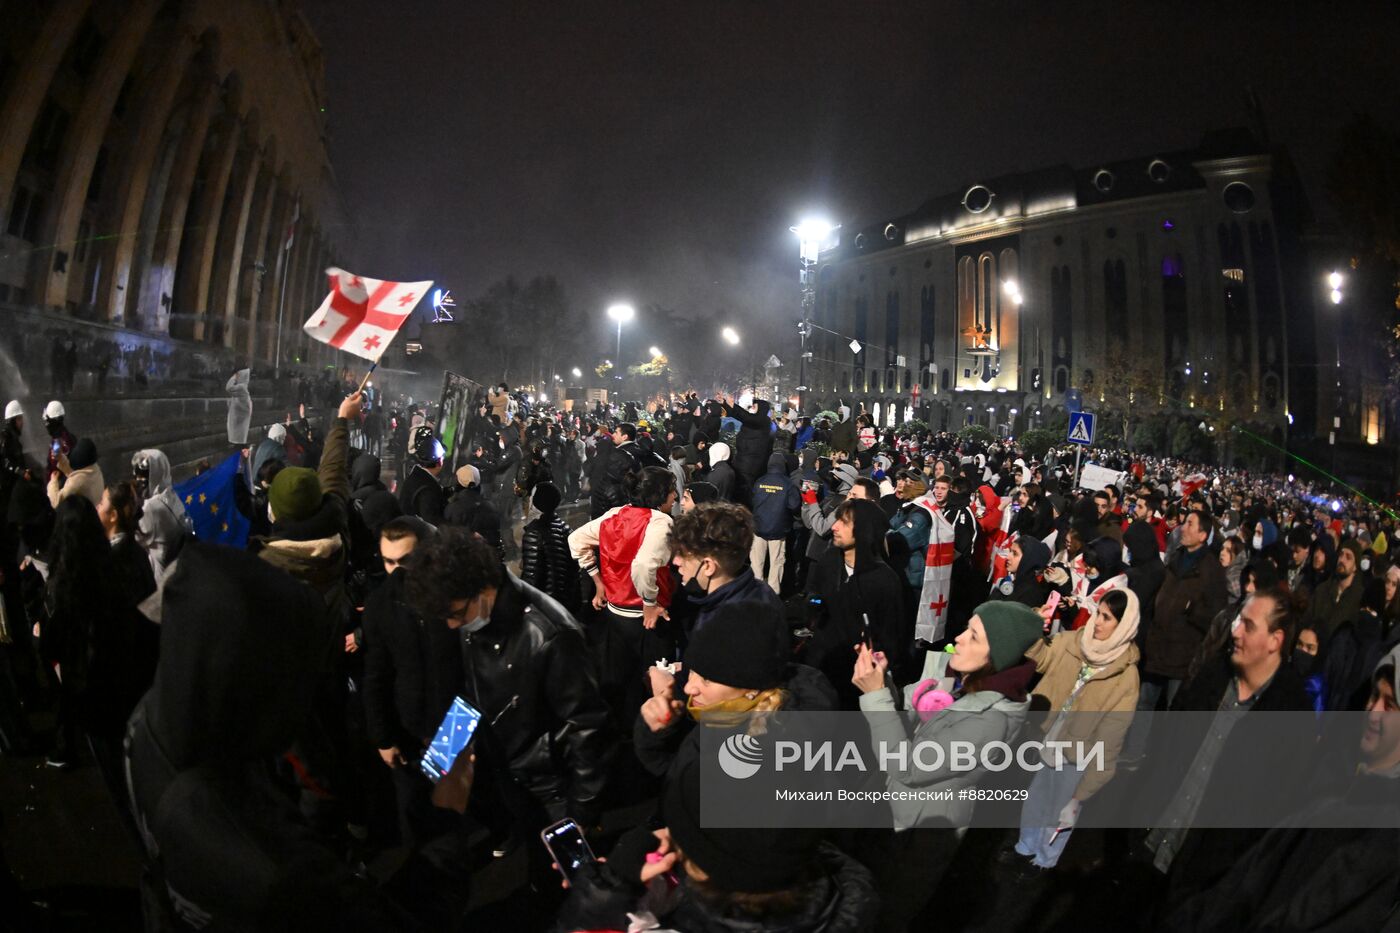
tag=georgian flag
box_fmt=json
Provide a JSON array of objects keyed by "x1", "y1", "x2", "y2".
[
  {"x1": 912, "y1": 497, "x2": 957, "y2": 644},
  {"x1": 302, "y1": 268, "x2": 432, "y2": 363}
]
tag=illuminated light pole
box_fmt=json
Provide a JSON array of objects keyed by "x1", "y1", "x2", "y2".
[
  {"x1": 607, "y1": 303, "x2": 635, "y2": 362},
  {"x1": 791, "y1": 218, "x2": 837, "y2": 413},
  {"x1": 1327, "y1": 272, "x2": 1343, "y2": 477}
]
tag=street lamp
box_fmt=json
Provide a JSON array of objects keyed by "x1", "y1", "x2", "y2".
[
  {"x1": 1002, "y1": 279, "x2": 1024, "y2": 306},
  {"x1": 791, "y1": 218, "x2": 838, "y2": 414},
  {"x1": 571, "y1": 367, "x2": 582, "y2": 379},
  {"x1": 1326, "y1": 272, "x2": 1343, "y2": 476},
  {"x1": 607, "y1": 303, "x2": 635, "y2": 360},
  {"x1": 722, "y1": 326, "x2": 740, "y2": 345},
  {"x1": 649, "y1": 346, "x2": 663, "y2": 358}
]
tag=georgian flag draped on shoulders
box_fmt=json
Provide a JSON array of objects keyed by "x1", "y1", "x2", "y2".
[
  {"x1": 912, "y1": 496, "x2": 956, "y2": 644},
  {"x1": 302, "y1": 267, "x2": 433, "y2": 363}
]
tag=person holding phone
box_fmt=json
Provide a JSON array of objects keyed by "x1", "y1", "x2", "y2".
[{"x1": 406, "y1": 529, "x2": 611, "y2": 912}]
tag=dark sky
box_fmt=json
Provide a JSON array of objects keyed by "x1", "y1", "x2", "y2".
[{"x1": 304, "y1": 1, "x2": 1399, "y2": 362}]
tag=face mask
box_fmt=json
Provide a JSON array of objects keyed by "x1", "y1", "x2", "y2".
[
  {"x1": 1291, "y1": 649, "x2": 1316, "y2": 678},
  {"x1": 683, "y1": 564, "x2": 712, "y2": 599},
  {"x1": 1253, "y1": 535, "x2": 1264, "y2": 550},
  {"x1": 461, "y1": 614, "x2": 491, "y2": 633},
  {"x1": 1362, "y1": 557, "x2": 1372, "y2": 573}
]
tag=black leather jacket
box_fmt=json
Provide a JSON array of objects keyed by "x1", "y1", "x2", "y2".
[
  {"x1": 459, "y1": 572, "x2": 612, "y2": 826},
  {"x1": 521, "y1": 514, "x2": 580, "y2": 614}
]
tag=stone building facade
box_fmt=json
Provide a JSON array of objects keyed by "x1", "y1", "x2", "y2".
[
  {"x1": 808, "y1": 130, "x2": 1351, "y2": 456},
  {"x1": 0, "y1": 0, "x2": 346, "y2": 368}
]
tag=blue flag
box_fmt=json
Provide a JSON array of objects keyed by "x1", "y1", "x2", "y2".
[{"x1": 174, "y1": 453, "x2": 250, "y2": 549}]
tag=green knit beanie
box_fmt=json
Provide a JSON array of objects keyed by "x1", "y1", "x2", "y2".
[
  {"x1": 268, "y1": 467, "x2": 322, "y2": 524},
  {"x1": 972, "y1": 601, "x2": 1044, "y2": 673}
]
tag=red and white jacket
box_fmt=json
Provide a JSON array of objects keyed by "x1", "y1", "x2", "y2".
[{"x1": 568, "y1": 505, "x2": 675, "y2": 618}]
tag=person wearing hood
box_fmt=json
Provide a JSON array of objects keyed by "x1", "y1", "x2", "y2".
[
  {"x1": 720, "y1": 394, "x2": 774, "y2": 502},
  {"x1": 1124, "y1": 518, "x2": 1166, "y2": 642},
  {"x1": 988, "y1": 534, "x2": 1053, "y2": 608},
  {"x1": 251, "y1": 422, "x2": 289, "y2": 491},
  {"x1": 852, "y1": 600, "x2": 1042, "y2": 927},
  {"x1": 1011, "y1": 588, "x2": 1141, "y2": 872},
  {"x1": 126, "y1": 539, "x2": 474, "y2": 930},
  {"x1": 800, "y1": 462, "x2": 858, "y2": 563},
  {"x1": 226, "y1": 367, "x2": 252, "y2": 447},
  {"x1": 973, "y1": 484, "x2": 1004, "y2": 577},
  {"x1": 349, "y1": 452, "x2": 386, "y2": 505},
  {"x1": 1303, "y1": 538, "x2": 1366, "y2": 644},
  {"x1": 749, "y1": 452, "x2": 800, "y2": 593},
  {"x1": 42, "y1": 400, "x2": 76, "y2": 484},
  {"x1": 132, "y1": 449, "x2": 188, "y2": 576},
  {"x1": 705, "y1": 441, "x2": 737, "y2": 503},
  {"x1": 406, "y1": 528, "x2": 610, "y2": 913},
  {"x1": 47, "y1": 436, "x2": 103, "y2": 509},
  {"x1": 805, "y1": 499, "x2": 907, "y2": 705},
  {"x1": 829, "y1": 404, "x2": 856, "y2": 455},
  {"x1": 1218, "y1": 535, "x2": 1248, "y2": 602},
  {"x1": 1062, "y1": 536, "x2": 1129, "y2": 632}
]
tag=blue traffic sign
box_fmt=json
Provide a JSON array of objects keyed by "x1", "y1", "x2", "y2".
[{"x1": 1067, "y1": 411, "x2": 1096, "y2": 446}]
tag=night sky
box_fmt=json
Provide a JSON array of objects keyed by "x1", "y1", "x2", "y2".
[{"x1": 305, "y1": 1, "x2": 1400, "y2": 360}]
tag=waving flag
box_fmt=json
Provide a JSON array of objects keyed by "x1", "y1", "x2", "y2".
[
  {"x1": 302, "y1": 267, "x2": 433, "y2": 363},
  {"x1": 912, "y1": 497, "x2": 956, "y2": 644},
  {"x1": 174, "y1": 453, "x2": 250, "y2": 549}
]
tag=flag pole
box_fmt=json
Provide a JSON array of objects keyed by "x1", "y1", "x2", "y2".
[{"x1": 355, "y1": 363, "x2": 378, "y2": 395}]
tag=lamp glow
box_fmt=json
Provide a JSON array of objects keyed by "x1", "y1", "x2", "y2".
[
  {"x1": 1330, "y1": 289, "x2": 1343, "y2": 305},
  {"x1": 607, "y1": 303, "x2": 635, "y2": 323},
  {"x1": 722, "y1": 327, "x2": 740, "y2": 345},
  {"x1": 1328, "y1": 271, "x2": 1343, "y2": 290}
]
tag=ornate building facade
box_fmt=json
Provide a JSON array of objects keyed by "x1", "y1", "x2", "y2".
[
  {"x1": 0, "y1": 0, "x2": 346, "y2": 367},
  {"x1": 809, "y1": 130, "x2": 1330, "y2": 454}
]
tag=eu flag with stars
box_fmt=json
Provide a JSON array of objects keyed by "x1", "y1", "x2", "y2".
[{"x1": 174, "y1": 452, "x2": 250, "y2": 549}]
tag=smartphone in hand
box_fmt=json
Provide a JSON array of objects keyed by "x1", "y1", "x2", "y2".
[{"x1": 541, "y1": 818, "x2": 596, "y2": 882}]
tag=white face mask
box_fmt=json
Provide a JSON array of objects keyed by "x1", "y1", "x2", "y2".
[
  {"x1": 462, "y1": 615, "x2": 491, "y2": 633},
  {"x1": 1253, "y1": 534, "x2": 1264, "y2": 550}
]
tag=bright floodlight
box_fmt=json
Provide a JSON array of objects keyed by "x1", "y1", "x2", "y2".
[
  {"x1": 538, "y1": 393, "x2": 548, "y2": 403},
  {"x1": 607, "y1": 303, "x2": 635, "y2": 323},
  {"x1": 1328, "y1": 271, "x2": 1343, "y2": 289},
  {"x1": 722, "y1": 326, "x2": 740, "y2": 345},
  {"x1": 571, "y1": 367, "x2": 582, "y2": 378},
  {"x1": 1330, "y1": 289, "x2": 1343, "y2": 305},
  {"x1": 649, "y1": 346, "x2": 663, "y2": 358},
  {"x1": 792, "y1": 218, "x2": 836, "y2": 262}
]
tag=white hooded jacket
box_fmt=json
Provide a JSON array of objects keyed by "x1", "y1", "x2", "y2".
[{"x1": 135, "y1": 449, "x2": 190, "y2": 575}]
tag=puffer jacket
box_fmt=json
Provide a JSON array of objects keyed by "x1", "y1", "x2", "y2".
[
  {"x1": 859, "y1": 651, "x2": 1032, "y2": 830},
  {"x1": 521, "y1": 513, "x2": 580, "y2": 614},
  {"x1": 1025, "y1": 633, "x2": 1140, "y2": 799},
  {"x1": 458, "y1": 571, "x2": 612, "y2": 827}
]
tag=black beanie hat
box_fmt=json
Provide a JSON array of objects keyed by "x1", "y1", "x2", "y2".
[
  {"x1": 532, "y1": 482, "x2": 561, "y2": 515},
  {"x1": 684, "y1": 601, "x2": 786, "y2": 690},
  {"x1": 663, "y1": 758, "x2": 820, "y2": 893},
  {"x1": 685, "y1": 482, "x2": 719, "y2": 506},
  {"x1": 68, "y1": 437, "x2": 97, "y2": 471}
]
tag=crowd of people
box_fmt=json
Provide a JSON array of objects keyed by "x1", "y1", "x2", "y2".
[{"x1": 3, "y1": 382, "x2": 1400, "y2": 932}]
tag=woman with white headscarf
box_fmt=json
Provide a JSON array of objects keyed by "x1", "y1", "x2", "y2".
[{"x1": 1008, "y1": 588, "x2": 1141, "y2": 871}]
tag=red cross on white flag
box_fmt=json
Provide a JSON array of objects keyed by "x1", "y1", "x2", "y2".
[
  {"x1": 913, "y1": 497, "x2": 956, "y2": 644},
  {"x1": 301, "y1": 267, "x2": 433, "y2": 363}
]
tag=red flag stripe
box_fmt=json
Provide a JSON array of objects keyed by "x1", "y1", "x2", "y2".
[{"x1": 329, "y1": 280, "x2": 401, "y2": 349}]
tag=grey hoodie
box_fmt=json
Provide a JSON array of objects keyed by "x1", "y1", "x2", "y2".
[{"x1": 135, "y1": 448, "x2": 190, "y2": 575}]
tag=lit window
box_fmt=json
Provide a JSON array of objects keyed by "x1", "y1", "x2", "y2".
[{"x1": 1222, "y1": 268, "x2": 1245, "y2": 283}]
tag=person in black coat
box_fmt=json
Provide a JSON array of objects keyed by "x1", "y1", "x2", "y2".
[
  {"x1": 804, "y1": 499, "x2": 908, "y2": 704},
  {"x1": 705, "y1": 442, "x2": 737, "y2": 503},
  {"x1": 361, "y1": 518, "x2": 461, "y2": 847},
  {"x1": 520, "y1": 483, "x2": 579, "y2": 615},
  {"x1": 399, "y1": 427, "x2": 446, "y2": 525},
  {"x1": 1124, "y1": 518, "x2": 1166, "y2": 646},
  {"x1": 721, "y1": 396, "x2": 774, "y2": 502},
  {"x1": 988, "y1": 534, "x2": 1053, "y2": 608}
]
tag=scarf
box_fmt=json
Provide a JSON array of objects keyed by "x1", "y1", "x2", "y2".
[
  {"x1": 687, "y1": 693, "x2": 765, "y2": 728},
  {"x1": 1079, "y1": 587, "x2": 1140, "y2": 666}
]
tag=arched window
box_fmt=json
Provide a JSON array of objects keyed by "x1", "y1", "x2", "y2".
[
  {"x1": 1055, "y1": 366, "x2": 1068, "y2": 394},
  {"x1": 941, "y1": 369, "x2": 951, "y2": 391}
]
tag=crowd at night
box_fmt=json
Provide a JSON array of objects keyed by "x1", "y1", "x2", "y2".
[{"x1": 2, "y1": 1, "x2": 1399, "y2": 932}]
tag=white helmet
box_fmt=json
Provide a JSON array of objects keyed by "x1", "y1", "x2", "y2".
[
  {"x1": 44, "y1": 400, "x2": 65, "y2": 420},
  {"x1": 4, "y1": 400, "x2": 21, "y2": 421}
]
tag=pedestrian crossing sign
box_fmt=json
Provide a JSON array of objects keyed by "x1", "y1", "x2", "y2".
[{"x1": 1067, "y1": 411, "x2": 1095, "y2": 446}]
